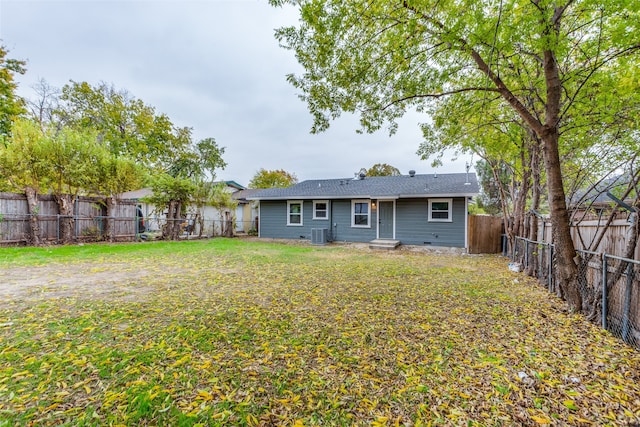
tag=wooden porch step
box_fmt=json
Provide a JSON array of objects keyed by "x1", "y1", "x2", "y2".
[{"x1": 369, "y1": 239, "x2": 401, "y2": 250}]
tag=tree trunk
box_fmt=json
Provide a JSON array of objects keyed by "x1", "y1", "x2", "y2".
[
  {"x1": 163, "y1": 200, "x2": 178, "y2": 240},
  {"x1": 197, "y1": 210, "x2": 205, "y2": 238},
  {"x1": 104, "y1": 195, "x2": 116, "y2": 242},
  {"x1": 163, "y1": 200, "x2": 183, "y2": 241},
  {"x1": 541, "y1": 129, "x2": 581, "y2": 311},
  {"x1": 54, "y1": 194, "x2": 75, "y2": 244},
  {"x1": 172, "y1": 201, "x2": 183, "y2": 240},
  {"x1": 24, "y1": 186, "x2": 42, "y2": 246},
  {"x1": 539, "y1": 43, "x2": 581, "y2": 312},
  {"x1": 224, "y1": 211, "x2": 234, "y2": 237},
  {"x1": 526, "y1": 137, "x2": 541, "y2": 277}
]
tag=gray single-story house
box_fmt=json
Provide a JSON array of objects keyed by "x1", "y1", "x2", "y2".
[{"x1": 248, "y1": 171, "x2": 479, "y2": 249}]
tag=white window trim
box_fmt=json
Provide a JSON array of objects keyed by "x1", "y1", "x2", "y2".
[
  {"x1": 351, "y1": 199, "x2": 371, "y2": 228},
  {"x1": 428, "y1": 198, "x2": 453, "y2": 222},
  {"x1": 287, "y1": 200, "x2": 303, "y2": 226},
  {"x1": 313, "y1": 200, "x2": 329, "y2": 220}
]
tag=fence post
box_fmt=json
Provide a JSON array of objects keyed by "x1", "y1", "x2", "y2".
[
  {"x1": 538, "y1": 243, "x2": 543, "y2": 280},
  {"x1": 602, "y1": 254, "x2": 608, "y2": 330},
  {"x1": 524, "y1": 239, "x2": 529, "y2": 268},
  {"x1": 622, "y1": 262, "x2": 633, "y2": 344},
  {"x1": 548, "y1": 244, "x2": 554, "y2": 293}
]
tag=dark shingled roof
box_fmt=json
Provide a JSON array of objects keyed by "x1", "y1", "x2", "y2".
[{"x1": 248, "y1": 173, "x2": 479, "y2": 200}]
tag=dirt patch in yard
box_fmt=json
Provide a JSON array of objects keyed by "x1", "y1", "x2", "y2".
[{"x1": 0, "y1": 262, "x2": 185, "y2": 307}]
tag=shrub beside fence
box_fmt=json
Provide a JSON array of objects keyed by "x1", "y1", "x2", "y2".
[{"x1": 505, "y1": 236, "x2": 640, "y2": 350}]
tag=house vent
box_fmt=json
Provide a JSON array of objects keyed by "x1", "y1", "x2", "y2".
[
  {"x1": 311, "y1": 228, "x2": 328, "y2": 245},
  {"x1": 409, "y1": 170, "x2": 416, "y2": 177}
]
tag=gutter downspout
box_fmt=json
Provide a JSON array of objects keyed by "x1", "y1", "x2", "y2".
[
  {"x1": 329, "y1": 200, "x2": 334, "y2": 241},
  {"x1": 464, "y1": 197, "x2": 469, "y2": 252},
  {"x1": 257, "y1": 201, "x2": 261, "y2": 238}
]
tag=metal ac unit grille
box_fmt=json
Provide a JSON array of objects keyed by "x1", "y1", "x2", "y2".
[{"x1": 311, "y1": 228, "x2": 328, "y2": 245}]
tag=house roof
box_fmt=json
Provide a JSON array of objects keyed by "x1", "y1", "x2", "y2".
[
  {"x1": 232, "y1": 188, "x2": 262, "y2": 201},
  {"x1": 120, "y1": 180, "x2": 246, "y2": 200},
  {"x1": 569, "y1": 174, "x2": 633, "y2": 207},
  {"x1": 224, "y1": 180, "x2": 246, "y2": 191},
  {"x1": 120, "y1": 188, "x2": 153, "y2": 200},
  {"x1": 248, "y1": 173, "x2": 479, "y2": 200}
]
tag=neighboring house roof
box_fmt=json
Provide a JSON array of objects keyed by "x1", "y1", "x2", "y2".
[
  {"x1": 232, "y1": 188, "x2": 262, "y2": 201},
  {"x1": 570, "y1": 175, "x2": 633, "y2": 208},
  {"x1": 120, "y1": 181, "x2": 246, "y2": 201},
  {"x1": 248, "y1": 173, "x2": 479, "y2": 200},
  {"x1": 223, "y1": 180, "x2": 246, "y2": 191},
  {"x1": 120, "y1": 188, "x2": 153, "y2": 200}
]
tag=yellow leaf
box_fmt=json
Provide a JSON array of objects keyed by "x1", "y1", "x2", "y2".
[{"x1": 531, "y1": 415, "x2": 551, "y2": 424}]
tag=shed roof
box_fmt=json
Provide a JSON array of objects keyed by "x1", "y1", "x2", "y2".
[{"x1": 248, "y1": 173, "x2": 479, "y2": 200}]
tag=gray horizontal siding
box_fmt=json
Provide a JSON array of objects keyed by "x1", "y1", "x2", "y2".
[
  {"x1": 259, "y1": 200, "x2": 312, "y2": 240},
  {"x1": 259, "y1": 197, "x2": 467, "y2": 247},
  {"x1": 395, "y1": 198, "x2": 466, "y2": 247},
  {"x1": 330, "y1": 200, "x2": 377, "y2": 243},
  {"x1": 259, "y1": 199, "x2": 377, "y2": 242}
]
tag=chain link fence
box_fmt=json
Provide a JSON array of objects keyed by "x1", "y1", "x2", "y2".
[{"x1": 505, "y1": 236, "x2": 640, "y2": 349}]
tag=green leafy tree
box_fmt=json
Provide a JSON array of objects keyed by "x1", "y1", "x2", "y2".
[
  {"x1": 366, "y1": 163, "x2": 401, "y2": 177},
  {"x1": 57, "y1": 81, "x2": 190, "y2": 169},
  {"x1": 144, "y1": 174, "x2": 196, "y2": 240},
  {"x1": 0, "y1": 45, "x2": 27, "y2": 137},
  {"x1": 249, "y1": 169, "x2": 298, "y2": 189},
  {"x1": 208, "y1": 183, "x2": 238, "y2": 237},
  {"x1": 269, "y1": 0, "x2": 640, "y2": 311},
  {"x1": 96, "y1": 155, "x2": 145, "y2": 242},
  {"x1": 475, "y1": 159, "x2": 509, "y2": 216},
  {"x1": 1, "y1": 119, "x2": 107, "y2": 244},
  {"x1": 0, "y1": 119, "x2": 49, "y2": 245},
  {"x1": 43, "y1": 126, "x2": 106, "y2": 243},
  {"x1": 196, "y1": 137, "x2": 227, "y2": 180}
]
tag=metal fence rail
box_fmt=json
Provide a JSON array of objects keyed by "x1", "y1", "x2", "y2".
[
  {"x1": 505, "y1": 236, "x2": 639, "y2": 350},
  {"x1": 0, "y1": 214, "x2": 257, "y2": 245}
]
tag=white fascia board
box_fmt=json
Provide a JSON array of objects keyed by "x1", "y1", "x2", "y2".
[
  {"x1": 399, "y1": 193, "x2": 479, "y2": 198},
  {"x1": 247, "y1": 195, "x2": 372, "y2": 201}
]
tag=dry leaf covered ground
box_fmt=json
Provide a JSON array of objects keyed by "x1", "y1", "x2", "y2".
[{"x1": 0, "y1": 238, "x2": 639, "y2": 426}]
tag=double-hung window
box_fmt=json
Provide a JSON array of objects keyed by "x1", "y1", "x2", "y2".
[
  {"x1": 313, "y1": 200, "x2": 328, "y2": 220},
  {"x1": 428, "y1": 198, "x2": 452, "y2": 222},
  {"x1": 287, "y1": 201, "x2": 303, "y2": 226},
  {"x1": 351, "y1": 199, "x2": 370, "y2": 227}
]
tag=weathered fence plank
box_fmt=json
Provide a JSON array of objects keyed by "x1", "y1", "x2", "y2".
[
  {"x1": 468, "y1": 215, "x2": 503, "y2": 254},
  {"x1": 0, "y1": 192, "x2": 138, "y2": 244}
]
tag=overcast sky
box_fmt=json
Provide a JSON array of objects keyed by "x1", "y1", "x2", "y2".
[{"x1": 1, "y1": 0, "x2": 471, "y2": 187}]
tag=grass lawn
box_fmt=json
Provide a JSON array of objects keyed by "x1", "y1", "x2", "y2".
[{"x1": 0, "y1": 238, "x2": 639, "y2": 426}]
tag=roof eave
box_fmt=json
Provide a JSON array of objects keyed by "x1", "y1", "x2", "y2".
[{"x1": 248, "y1": 192, "x2": 479, "y2": 201}]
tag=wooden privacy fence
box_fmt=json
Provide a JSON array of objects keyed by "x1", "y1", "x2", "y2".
[
  {"x1": 535, "y1": 217, "x2": 639, "y2": 259},
  {"x1": 468, "y1": 214, "x2": 503, "y2": 254},
  {"x1": 468, "y1": 214, "x2": 637, "y2": 259},
  {"x1": 0, "y1": 192, "x2": 138, "y2": 244}
]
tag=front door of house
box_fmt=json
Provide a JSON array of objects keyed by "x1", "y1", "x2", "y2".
[{"x1": 378, "y1": 201, "x2": 394, "y2": 239}]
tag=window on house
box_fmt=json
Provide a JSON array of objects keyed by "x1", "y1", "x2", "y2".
[
  {"x1": 428, "y1": 198, "x2": 452, "y2": 222},
  {"x1": 351, "y1": 199, "x2": 370, "y2": 227},
  {"x1": 287, "y1": 201, "x2": 303, "y2": 226},
  {"x1": 313, "y1": 200, "x2": 328, "y2": 219}
]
